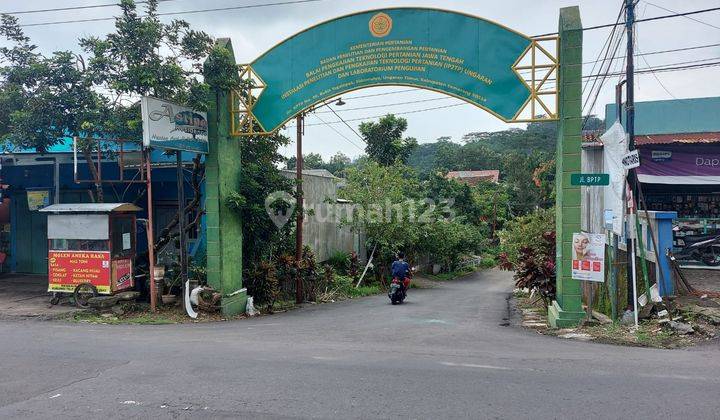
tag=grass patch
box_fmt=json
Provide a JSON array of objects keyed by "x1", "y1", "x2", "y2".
[
  {"x1": 68, "y1": 302, "x2": 246, "y2": 324},
  {"x1": 71, "y1": 310, "x2": 176, "y2": 325},
  {"x1": 316, "y1": 275, "x2": 383, "y2": 302},
  {"x1": 427, "y1": 266, "x2": 477, "y2": 281},
  {"x1": 348, "y1": 285, "x2": 380, "y2": 298},
  {"x1": 579, "y1": 321, "x2": 687, "y2": 348}
]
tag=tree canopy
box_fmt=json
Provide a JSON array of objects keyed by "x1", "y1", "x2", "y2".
[{"x1": 360, "y1": 114, "x2": 418, "y2": 166}]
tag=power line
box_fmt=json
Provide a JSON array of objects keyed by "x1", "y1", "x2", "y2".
[
  {"x1": 349, "y1": 42, "x2": 720, "y2": 98},
  {"x1": 292, "y1": 61, "x2": 720, "y2": 129},
  {"x1": 577, "y1": 42, "x2": 720, "y2": 66},
  {"x1": 533, "y1": 6, "x2": 720, "y2": 37},
  {"x1": 642, "y1": 0, "x2": 720, "y2": 31},
  {"x1": 307, "y1": 56, "x2": 720, "y2": 121},
  {"x1": 2, "y1": 0, "x2": 179, "y2": 15},
  {"x1": 637, "y1": 44, "x2": 677, "y2": 99},
  {"x1": 315, "y1": 97, "x2": 455, "y2": 113},
  {"x1": 326, "y1": 106, "x2": 365, "y2": 141},
  {"x1": 582, "y1": 3, "x2": 625, "y2": 101},
  {"x1": 16, "y1": 2, "x2": 720, "y2": 31},
  {"x1": 18, "y1": 0, "x2": 324, "y2": 27},
  {"x1": 310, "y1": 113, "x2": 364, "y2": 152},
  {"x1": 302, "y1": 103, "x2": 469, "y2": 127},
  {"x1": 582, "y1": 7, "x2": 626, "y2": 126}
]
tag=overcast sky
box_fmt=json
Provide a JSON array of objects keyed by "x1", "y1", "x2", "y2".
[{"x1": 6, "y1": 0, "x2": 720, "y2": 159}]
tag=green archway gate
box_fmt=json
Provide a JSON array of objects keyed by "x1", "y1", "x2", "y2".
[{"x1": 204, "y1": 6, "x2": 585, "y2": 327}]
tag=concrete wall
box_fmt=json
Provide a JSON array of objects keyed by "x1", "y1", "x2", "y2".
[{"x1": 281, "y1": 170, "x2": 363, "y2": 262}]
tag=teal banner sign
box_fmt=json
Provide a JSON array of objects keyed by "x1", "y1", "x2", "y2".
[
  {"x1": 570, "y1": 174, "x2": 610, "y2": 186},
  {"x1": 248, "y1": 8, "x2": 534, "y2": 132}
]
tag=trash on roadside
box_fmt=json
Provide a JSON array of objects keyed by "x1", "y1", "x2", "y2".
[
  {"x1": 668, "y1": 320, "x2": 694, "y2": 335},
  {"x1": 190, "y1": 285, "x2": 204, "y2": 306},
  {"x1": 621, "y1": 309, "x2": 634, "y2": 325},
  {"x1": 246, "y1": 296, "x2": 259, "y2": 316}
]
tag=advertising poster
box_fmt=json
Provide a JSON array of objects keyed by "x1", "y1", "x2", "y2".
[
  {"x1": 27, "y1": 190, "x2": 50, "y2": 211},
  {"x1": 48, "y1": 251, "x2": 111, "y2": 293},
  {"x1": 571, "y1": 233, "x2": 605, "y2": 282},
  {"x1": 112, "y1": 259, "x2": 133, "y2": 291}
]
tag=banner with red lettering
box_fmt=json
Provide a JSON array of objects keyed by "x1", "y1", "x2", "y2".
[{"x1": 48, "y1": 251, "x2": 111, "y2": 293}]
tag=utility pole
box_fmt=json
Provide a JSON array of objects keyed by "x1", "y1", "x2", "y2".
[
  {"x1": 176, "y1": 151, "x2": 188, "y2": 309},
  {"x1": 295, "y1": 113, "x2": 304, "y2": 304},
  {"x1": 145, "y1": 148, "x2": 157, "y2": 312},
  {"x1": 625, "y1": 0, "x2": 639, "y2": 327}
]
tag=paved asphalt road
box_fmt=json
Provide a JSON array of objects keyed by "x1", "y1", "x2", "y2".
[{"x1": 1, "y1": 269, "x2": 719, "y2": 419}]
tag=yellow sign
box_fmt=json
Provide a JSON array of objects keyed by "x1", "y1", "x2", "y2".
[
  {"x1": 27, "y1": 190, "x2": 50, "y2": 211},
  {"x1": 369, "y1": 12, "x2": 392, "y2": 38}
]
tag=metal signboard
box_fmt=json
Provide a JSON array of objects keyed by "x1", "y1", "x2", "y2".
[
  {"x1": 242, "y1": 8, "x2": 554, "y2": 133},
  {"x1": 570, "y1": 173, "x2": 610, "y2": 186},
  {"x1": 141, "y1": 96, "x2": 208, "y2": 154}
]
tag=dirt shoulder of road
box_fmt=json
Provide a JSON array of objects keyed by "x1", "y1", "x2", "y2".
[
  {"x1": 59, "y1": 271, "x2": 482, "y2": 325},
  {"x1": 511, "y1": 291, "x2": 720, "y2": 348}
]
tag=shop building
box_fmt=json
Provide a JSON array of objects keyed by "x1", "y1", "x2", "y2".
[
  {"x1": 605, "y1": 96, "x2": 720, "y2": 240},
  {"x1": 1, "y1": 139, "x2": 202, "y2": 275}
]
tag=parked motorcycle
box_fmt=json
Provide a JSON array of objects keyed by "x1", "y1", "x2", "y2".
[
  {"x1": 674, "y1": 231, "x2": 720, "y2": 266},
  {"x1": 388, "y1": 277, "x2": 408, "y2": 305}
]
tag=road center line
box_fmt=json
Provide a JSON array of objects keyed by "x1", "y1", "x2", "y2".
[{"x1": 440, "y1": 362, "x2": 513, "y2": 370}]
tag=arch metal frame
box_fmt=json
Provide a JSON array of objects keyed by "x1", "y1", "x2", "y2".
[{"x1": 228, "y1": 8, "x2": 559, "y2": 137}]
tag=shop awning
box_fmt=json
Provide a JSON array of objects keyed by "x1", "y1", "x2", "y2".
[{"x1": 638, "y1": 145, "x2": 720, "y2": 184}]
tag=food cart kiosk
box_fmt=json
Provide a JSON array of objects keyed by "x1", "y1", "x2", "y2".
[{"x1": 39, "y1": 203, "x2": 141, "y2": 307}]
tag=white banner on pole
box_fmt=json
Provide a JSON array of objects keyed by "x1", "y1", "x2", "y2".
[
  {"x1": 601, "y1": 122, "x2": 629, "y2": 235},
  {"x1": 141, "y1": 96, "x2": 208, "y2": 154}
]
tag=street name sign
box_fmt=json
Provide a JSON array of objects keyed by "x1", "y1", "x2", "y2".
[{"x1": 570, "y1": 173, "x2": 610, "y2": 186}]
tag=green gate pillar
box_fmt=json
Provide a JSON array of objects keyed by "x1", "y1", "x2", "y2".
[
  {"x1": 204, "y1": 38, "x2": 247, "y2": 316},
  {"x1": 548, "y1": 6, "x2": 586, "y2": 328}
]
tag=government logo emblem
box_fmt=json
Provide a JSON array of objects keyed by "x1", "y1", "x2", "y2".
[{"x1": 369, "y1": 12, "x2": 392, "y2": 37}]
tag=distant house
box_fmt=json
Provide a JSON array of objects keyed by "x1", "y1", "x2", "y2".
[{"x1": 445, "y1": 170, "x2": 500, "y2": 185}]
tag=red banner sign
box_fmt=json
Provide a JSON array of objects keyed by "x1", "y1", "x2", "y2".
[
  {"x1": 112, "y1": 259, "x2": 133, "y2": 291},
  {"x1": 48, "y1": 251, "x2": 111, "y2": 293}
]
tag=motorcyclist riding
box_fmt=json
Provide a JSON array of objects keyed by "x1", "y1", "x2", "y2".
[{"x1": 391, "y1": 252, "x2": 412, "y2": 297}]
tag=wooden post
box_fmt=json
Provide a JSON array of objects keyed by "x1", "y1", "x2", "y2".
[{"x1": 295, "y1": 113, "x2": 304, "y2": 304}]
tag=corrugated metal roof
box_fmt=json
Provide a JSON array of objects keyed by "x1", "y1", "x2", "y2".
[
  {"x1": 635, "y1": 132, "x2": 720, "y2": 145},
  {"x1": 605, "y1": 97, "x2": 720, "y2": 135},
  {"x1": 280, "y1": 169, "x2": 337, "y2": 178},
  {"x1": 446, "y1": 170, "x2": 500, "y2": 183},
  {"x1": 39, "y1": 203, "x2": 142, "y2": 213}
]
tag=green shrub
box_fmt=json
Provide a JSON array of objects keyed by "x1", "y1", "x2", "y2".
[
  {"x1": 498, "y1": 208, "x2": 555, "y2": 266},
  {"x1": 420, "y1": 220, "x2": 485, "y2": 272},
  {"x1": 480, "y1": 255, "x2": 497, "y2": 268},
  {"x1": 246, "y1": 261, "x2": 280, "y2": 311},
  {"x1": 326, "y1": 250, "x2": 350, "y2": 273}
]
